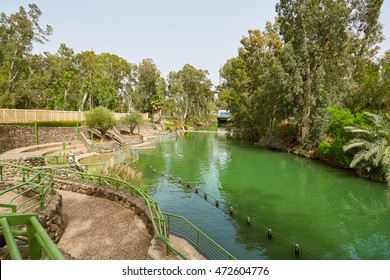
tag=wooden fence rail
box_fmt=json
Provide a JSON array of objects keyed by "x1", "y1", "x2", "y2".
[{"x1": 0, "y1": 109, "x2": 147, "y2": 124}]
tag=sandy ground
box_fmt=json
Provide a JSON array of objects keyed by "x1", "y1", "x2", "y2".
[{"x1": 57, "y1": 190, "x2": 152, "y2": 260}]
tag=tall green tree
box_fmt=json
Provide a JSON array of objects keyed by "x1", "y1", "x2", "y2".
[
  {"x1": 167, "y1": 64, "x2": 214, "y2": 125},
  {"x1": 220, "y1": 24, "x2": 301, "y2": 144},
  {"x1": 0, "y1": 4, "x2": 52, "y2": 107},
  {"x1": 133, "y1": 59, "x2": 165, "y2": 113},
  {"x1": 276, "y1": 0, "x2": 384, "y2": 148}
]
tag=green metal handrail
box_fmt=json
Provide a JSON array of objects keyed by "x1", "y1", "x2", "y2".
[
  {"x1": 0, "y1": 165, "x2": 54, "y2": 213},
  {"x1": 0, "y1": 213, "x2": 65, "y2": 260},
  {"x1": 163, "y1": 212, "x2": 236, "y2": 260}
]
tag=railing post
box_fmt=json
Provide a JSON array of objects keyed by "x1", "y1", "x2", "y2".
[
  {"x1": 35, "y1": 184, "x2": 45, "y2": 211},
  {"x1": 0, "y1": 217, "x2": 23, "y2": 260},
  {"x1": 27, "y1": 219, "x2": 42, "y2": 260},
  {"x1": 77, "y1": 122, "x2": 80, "y2": 140},
  {"x1": 0, "y1": 165, "x2": 3, "y2": 181},
  {"x1": 34, "y1": 121, "x2": 39, "y2": 145}
]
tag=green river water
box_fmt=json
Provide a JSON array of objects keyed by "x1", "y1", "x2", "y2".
[{"x1": 82, "y1": 130, "x2": 390, "y2": 260}]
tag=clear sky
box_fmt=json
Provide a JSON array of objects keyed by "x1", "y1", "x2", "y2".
[{"x1": 2, "y1": 0, "x2": 390, "y2": 86}]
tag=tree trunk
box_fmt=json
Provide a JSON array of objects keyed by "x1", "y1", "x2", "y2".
[
  {"x1": 101, "y1": 130, "x2": 106, "y2": 142},
  {"x1": 152, "y1": 108, "x2": 161, "y2": 123},
  {"x1": 300, "y1": 57, "x2": 312, "y2": 146}
]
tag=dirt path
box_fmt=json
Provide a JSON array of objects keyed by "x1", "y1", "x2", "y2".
[{"x1": 57, "y1": 190, "x2": 152, "y2": 260}]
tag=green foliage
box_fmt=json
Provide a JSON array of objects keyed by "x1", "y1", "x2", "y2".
[
  {"x1": 121, "y1": 112, "x2": 144, "y2": 134},
  {"x1": 84, "y1": 106, "x2": 116, "y2": 141},
  {"x1": 219, "y1": 24, "x2": 298, "y2": 143},
  {"x1": 0, "y1": 4, "x2": 52, "y2": 108},
  {"x1": 274, "y1": 0, "x2": 383, "y2": 146},
  {"x1": 315, "y1": 108, "x2": 367, "y2": 166},
  {"x1": 167, "y1": 64, "x2": 215, "y2": 126},
  {"x1": 0, "y1": 121, "x2": 84, "y2": 127},
  {"x1": 343, "y1": 112, "x2": 390, "y2": 185}
]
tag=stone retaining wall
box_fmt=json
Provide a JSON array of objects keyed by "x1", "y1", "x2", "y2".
[
  {"x1": 91, "y1": 141, "x2": 120, "y2": 153},
  {"x1": 0, "y1": 126, "x2": 77, "y2": 153},
  {"x1": 121, "y1": 135, "x2": 143, "y2": 144},
  {"x1": 0, "y1": 157, "x2": 45, "y2": 170}
]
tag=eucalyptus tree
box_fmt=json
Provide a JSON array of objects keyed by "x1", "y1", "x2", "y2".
[
  {"x1": 133, "y1": 58, "x2": 166, "y2": 113},
  {"x1": 75, "y1": 51, "x2": 131, "y2": 111},
  {"x1": 0, "y1": 4, "x2": 52, "y2": 107},
  {"x1": 93, "y1": 53, "x2": 131, "y2": 110},
  {"x1": 44, "y1": 44, "x2": 79, "y2": 110},
  {"x1": 276, "y1": 0, "x2": 384, "y2": 148},
  {"x1": 343, "y1": 112, "x2": 390, "y2": 185},
  {"x1": 219, "y1": 24, "x2": 301, "y2": 144},
  {"x1": 167, "y1": 64, "x2": 214, "y2": 125}
]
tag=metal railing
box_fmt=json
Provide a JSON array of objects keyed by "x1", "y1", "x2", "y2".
[
  {"x1": 163, "y1": 212, "x2": 236, "y2": 260},
  {"x1": 0, "y1": 162, "x2": 64, "y2": 260},
  {"x1": 0, "y1": 213, "x2": 65, "y2": 260},
  {"x1": 0, "y1": 164, "x2": 54, "y2": 213}
]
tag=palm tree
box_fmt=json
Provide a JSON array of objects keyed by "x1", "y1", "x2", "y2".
[{"x1": 343, "y1": 112, "x2": 390, "y2": 186}]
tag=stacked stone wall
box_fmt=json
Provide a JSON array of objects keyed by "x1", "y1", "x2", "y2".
[{"x1": 0, "y1": 126, "x2": 77, "y2": 153}]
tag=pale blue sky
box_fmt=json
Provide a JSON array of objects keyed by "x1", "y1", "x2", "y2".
[{"x1": 2, "y1": 0, "x2": 390, "y2": 86}]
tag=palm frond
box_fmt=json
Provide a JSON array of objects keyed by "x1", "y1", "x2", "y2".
[
  {"x1": 350, "y1": 150, "x2": 368, "y2": 168},
  {"x1": 343, "y1": 139, "x2": 368, "y2": 151},
  {"x1": 344, "y1": 126, "x2": 374, "y2": 136},
  {"x1": 364, "y1": 145, "x2": 380, "y2": 163}
]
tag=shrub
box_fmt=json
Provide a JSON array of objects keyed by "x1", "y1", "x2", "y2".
[
  {"x1": 121, "y1": 112, "x2": 144, "y2": 134},
  {"x1": 314, "y1": 108, "x2": 368, "y2": 166},
  {"x1": 84, "y1": 107, "x2": 116, "y2": 142}
]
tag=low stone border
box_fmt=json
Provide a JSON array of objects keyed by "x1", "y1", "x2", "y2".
[
  {"x1": 38, "y1": 191, "x2": 64, "y2": 243},
  {"x1": 0, "y1": 157, "x2": 45, "y2": 168}
]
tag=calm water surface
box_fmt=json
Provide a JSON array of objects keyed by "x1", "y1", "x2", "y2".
[{"x1": 84, "y1": 130, "x2": 390, "y2": 260}]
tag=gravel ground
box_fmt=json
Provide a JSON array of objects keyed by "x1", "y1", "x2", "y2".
[{"x1": 57, "y1": 190, "x2": 152, "y2": 260}]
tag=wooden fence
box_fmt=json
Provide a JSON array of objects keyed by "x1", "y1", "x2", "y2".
[{"x1": 0, "y1": 109, "x2": 148, "y2": 123}]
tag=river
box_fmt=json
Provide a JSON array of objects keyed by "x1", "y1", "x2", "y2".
[{"x1": 83, "y1": 129, "x2": 390, "y2": 260}]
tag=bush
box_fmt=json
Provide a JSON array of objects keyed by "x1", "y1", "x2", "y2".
[
  {"x1": 84, "y1": 107, "x2": 116, "y2": 142},
  {"x1": 314, "y1": 108, "x2": 368, "y2": 166},
  {"x1": 121, "y1": 112, "x2": 144, "y2": 134}
]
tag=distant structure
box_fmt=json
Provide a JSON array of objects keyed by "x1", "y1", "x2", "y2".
[{"x1": 217, "y1": 110, "x2": 230, "y2": 124}]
